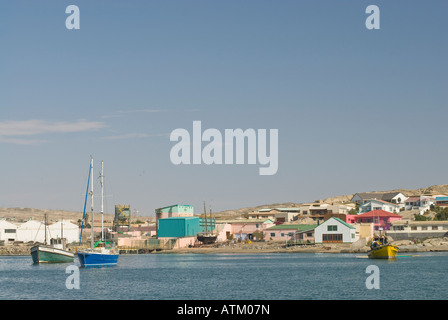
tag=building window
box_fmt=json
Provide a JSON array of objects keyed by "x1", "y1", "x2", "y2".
[
  {"x1": 432, "y1": 226, "x2": 439, "y2": 230},
  {"x1": 4, "y1": 229, "x2": 16, "y2": 233},
  {"x1": 323, "y1": 234, "x2": 342, "y2": 243},
  {"x1": 270, "y1": 233, "x2": 275, "y2": 237},
  {"x1": 327, "y1": 225, "x2": 337, "y2": 232}
]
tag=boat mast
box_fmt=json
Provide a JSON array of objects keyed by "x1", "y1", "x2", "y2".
[
  {"x1": 90, "y1": 157, "x2": 94, "y2": 249},
  {"x1": 203, "y1": 201, "x2": 207, "y2": 234},
  {"x1": 100, "y1": 160, "x2": 104, "y2": 242},
  {"x1": 209, "y1": 207, "x2": 214, "y2": 235},
  {"x1": 79, "y1": 159, "x2": 92, "y2": 246},
  {"x1": 44, "y1": 213, "x2": 47, "y2": 245}
]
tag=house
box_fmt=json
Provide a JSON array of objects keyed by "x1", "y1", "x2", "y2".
[
  {"x1": 435, "y1": 196, "x2": 448, "y2": 207},
  {"x1": 351, "y1": 210, "x2": 402, "y2": 231},
  {"x1": 263, "y1": 224, "x2": 317, "y2": 242},
  {"x1": 404, "y1": 195, "x2": 434, "y2": 213},
  {"x1": 351, "y1": 192, "x2": 407, "y2": 207},
  {"x1": 359, "y1": 199, "x2": 400, "y2": 214},
  {"x1": 387, "y1": 220, "x2": 448, "y2": 240},
  {"x1": 244, "y1": 210, "x2": 277, "y2": 221},
  {"x1": 298, "y1": 203, "x2": 352, "y2": 223},
  {"x1": 244, "y1": 208, "x2": 300, "y2": 222},
  {"x1": 229, "y1": 219, "x2": 275, "y2": 241},
  {"x1": 0, "y1": 220, "x2": 18, "y2": 243},
  {"x1": 314, "y1": 217, "x2": 356, "y2": 243}
]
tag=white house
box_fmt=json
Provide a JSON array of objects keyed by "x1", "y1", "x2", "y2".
[
  {"x1": 351, "y1": 192, "x2": 407, "y2": 207},
  {"x1": 404, "y1": 195, "x2": 434, "y2": 213},
  {"x1": 359, "y1": 200, "x2": 399, "y2": 214},
  {"x1": 314, "y1": 217, "x2": 356, "y2": 243},
  {"x1": 0, "y1": 220, "x2": 18, "y2": 243}
]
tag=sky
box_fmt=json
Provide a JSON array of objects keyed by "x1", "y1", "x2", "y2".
[{"x1": 0, "y1": 0, "x2": 447, "y2": 216}]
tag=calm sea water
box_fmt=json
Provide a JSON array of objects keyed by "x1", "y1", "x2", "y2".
[{"x1": 0, "y1": 252, "x2": 447, "y2": 300}]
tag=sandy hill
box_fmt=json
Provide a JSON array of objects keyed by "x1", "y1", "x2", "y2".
[
  {"x1": 1, "y1": 185, "x2": 447, "y2": 222},
  {"x1": 212, "y1": 184, "x2": 448, "y2": 219},
  {"x1": 321, "y1": 184, "x2": 448, "y2": 204}
]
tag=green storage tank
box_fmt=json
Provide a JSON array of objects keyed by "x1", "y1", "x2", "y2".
[{"x1": 158, "y1": 216, "x2": 201, "y2": 238}]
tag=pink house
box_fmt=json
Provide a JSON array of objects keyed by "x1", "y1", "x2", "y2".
[
  {"x1": 230, "y1": 219, "x2": 275, "y2": 240},
  {"x1": 351, "y1": 210, "x2": 402, "y2": 231}
]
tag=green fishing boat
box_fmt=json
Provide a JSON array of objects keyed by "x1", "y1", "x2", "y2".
[
  {"x1": 30, "y1": 214, "x2": 74, "y2": 264},
  {"x1": 30, "y1": 244, "x2": 74, "y2": 263}
]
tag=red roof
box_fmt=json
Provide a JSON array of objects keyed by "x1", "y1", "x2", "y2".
[{"x1": 355, "y1": 210, "x2": 402, "y2": 219}]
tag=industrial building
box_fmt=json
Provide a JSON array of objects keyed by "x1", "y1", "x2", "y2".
[{"x1": 158, "y1": 216, "x2": 201, "y2": 238}]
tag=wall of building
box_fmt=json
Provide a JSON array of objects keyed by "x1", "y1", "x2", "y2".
[{"x1": 158, "y1": 216, "x2": 201, "y2": 238}]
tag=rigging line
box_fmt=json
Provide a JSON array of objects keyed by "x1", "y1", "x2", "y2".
[{"x1": 34, "y1": 220, "x2": 42, "y2": 243}]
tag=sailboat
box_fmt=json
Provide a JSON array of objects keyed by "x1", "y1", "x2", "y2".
[
  {"x1": 197, "y1": 201, "x2": 217, "y2": 244},
  {"x1": 77, "y1": 158, "x2": 119, "y2": 267},
  {"x1": 30, "y1": 214, "x2": 75, "y2": 264}
]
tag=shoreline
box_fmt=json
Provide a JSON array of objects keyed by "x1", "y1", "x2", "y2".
[
  {"x1": 2, "y1": 240, "x2": 448, "y2": 256},
  {"x1": 154, "y1": 245, "x2": 448, "y2": 255}
]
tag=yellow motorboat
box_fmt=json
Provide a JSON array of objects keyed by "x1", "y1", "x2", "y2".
[{"x1": 368, "y1": 235, "x2": 398, "y2": 259}]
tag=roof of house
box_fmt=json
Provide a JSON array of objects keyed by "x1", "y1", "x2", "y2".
[
  {"x1": 352, "y1": 192, "x2": 406, "y2": 201},
  {"x1": 360, "y1": 199, "x2": 399, "y2": 206},
  {"x1": 435, "y1": 197, "x2": 448, "y2": 201},
  {"x1": 320, "y1": 217, "x2": 356, "y2": 229},
  {"x1": 258, "y1": 208, "x2": 300, "y2": 212},
  {"x1": 266, "y1": 224, "x2": 317, "y2": 231},
  {"x1": 405, "y1": 197, "x2": 420, "y2": 202},
  {"x1": 354, "y1": 210, "x2": 402, "y2": 219}
]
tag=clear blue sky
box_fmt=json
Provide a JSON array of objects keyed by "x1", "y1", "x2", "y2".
[{"x1": 0, "y1": 0, "x2": 447, "y2": 216}]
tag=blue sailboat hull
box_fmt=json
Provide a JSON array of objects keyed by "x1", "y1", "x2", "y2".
[{"x1": 77, "y1": 252, "x2": 119, "y2": 267}]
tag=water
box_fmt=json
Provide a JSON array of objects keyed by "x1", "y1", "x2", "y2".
[{"x1": 0, "y1": 252, "x2": 447, "y2": 300}]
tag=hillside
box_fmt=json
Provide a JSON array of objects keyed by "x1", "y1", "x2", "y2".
[
  {"x1": 212, "y1": 184, "x2": 448, "y2": 219},
  {"x1": 0, "y1": 207, "x2": 149, "y2": 225},
  {"x1": 321, "y1": 184, "x2": 448, "y2": 204},
  {"x1": 1, "y1": 184, "x2": 447, "y2": 222}
]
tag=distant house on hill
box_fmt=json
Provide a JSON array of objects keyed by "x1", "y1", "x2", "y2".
[
  {"x1": 404, "y1": 195, "x2": 434, "y2": 213},
  {"x1": 245, "y1": 208, "x2": 300, "y2": 223},
  {"x1": 359, "y1": 199, "x2": 400, "y2": 214},
  {"x1": 435, "y1": 196, "x2": 448, "y2": 207},
  {"x1": 351, "y1": 192, "x2": 407, "y2": 207}
]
